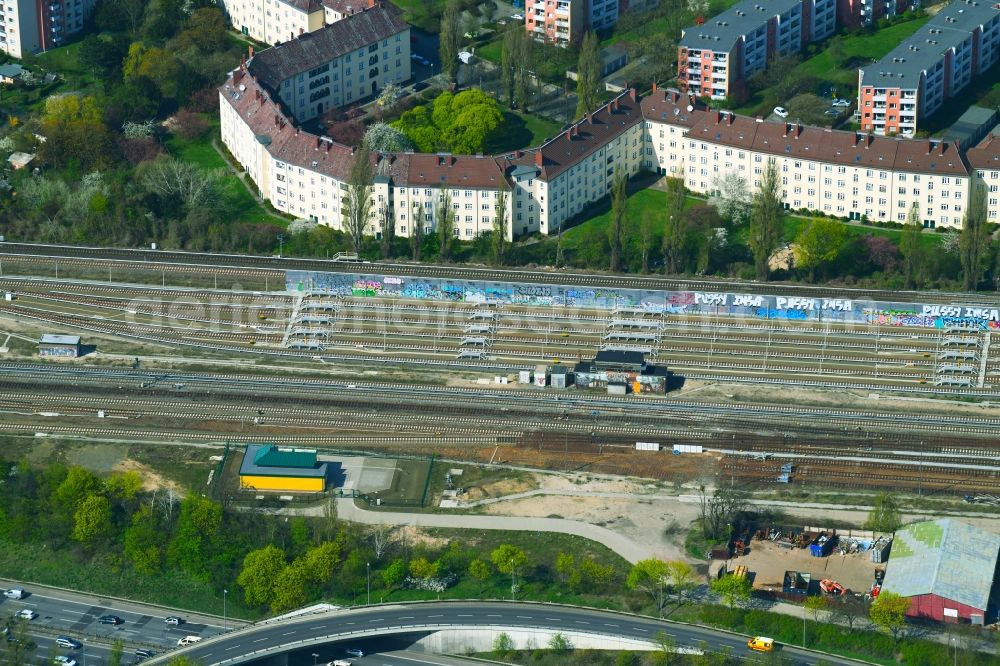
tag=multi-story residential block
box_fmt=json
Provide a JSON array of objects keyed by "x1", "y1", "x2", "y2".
[
  {"x1": 246, "y1": 3, "x2": 410, "y2": 121},
  {"x1": 966, "y1": 133, "x2": 1000, "y2": 221},
  {"x1": 525, "y1": 0, "x2": 585, "y2": 45},
  {"x1": 222, "y1": 65, "x2": 979, "y2": 247},
  {"x1": 677, "y1": 0, "x2": 835, "y2": 101},
  {"x1": 0, "y1": 0, "x2": 95, "y2": 59},
  {"x1": 859, "y1": 0, "x2": 1000, "y2": 136},
  {"x1": 837, "y1": 0, "x2": 918, "y2": 28},
  {"x1": 220, "y1": 0, "x2": 375, "y2": 45},
  {"x1": 588, "y1": 0, "x2": 620, "y2": 29}
]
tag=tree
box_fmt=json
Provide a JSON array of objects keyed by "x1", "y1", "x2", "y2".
[
  {"x1": 652, "y1": 630, "x2": 678, "y2": 665},
  {"x1": 409, "y1": 556, "x2": 440, "y2": 580},
  {"x1": 439, "y1": 0, "x2": 462, "y2": 82},
  {"x1": 961, "y1": 183, "x2": 989, "y2": 290},
  {"x1": 364, "y1": 122, "x2": 413, "y2": 153},
  {"x1": 626, "y1": 559, "x2": 669, "y2": 615},
  {"x1": 639, "y1": 210, "x2": 655, "y2": 273},
  {"x1": 437, "y1": 189, "x2": 456, "y2": 260},
  {"x1": 576, "y1": 32, "x2": 602, "y2": 118},
  {"x1": 608, "y1": 168, "x2": 628, "y2": 272},
  {"x1": 794, "y1": 217, "x2": 848, "y2": 282},
  {"x1": 555, "y1": 552, "x2": 577, "y2": 585},
  {"x1": 237, "y1": 545, "x2": 287, "y2": 607},
  {"x1": 548, "y1": 633, "x2": 572, "y2": 653},
  {"x1": 469, "y1": 558, "x2": 491, "y2": 593},
  {"x1": 900, "y1": 202, "x2": 922, "y2": 289},
  {"x1": 748, "y1": 157, "x2": 784, "y2": 280},
  {"x1": 142, "y1": 156, "x2": 222, "y2": 212},
  {"x1": 869, "y1": 591, "x2": 911, "y2": 644},
  {"x1": 709, "y1": 172, "x2": 751, "y2": 225},
  {"x1": 106, "y1": 471, "x2": 142, "y2": 501},
  {"x1": 492, "y1": 632, "x2": 515, "y2": 660},
  {"x1": 786, "y1": 93, "x2": 833, "y2": 126},
  {"x1": 710, "y1": 574, "x2": 752, "y2": 608},
  {"x1": 376, "y1": 83, "x2": 402, "y2": 114},
  {"x1": 72, "y1": 493, "x2": 112, "y2": 543},
  {"x1": 662, "y1": 177, "x2": 686, "y2": 274},
  {"x1": 664, "y1": 560, "x2": 696, "y2": 603},
  {"x1": 345, "y1": 141, "x2": 373, "y2": 256},
  {"x1": 167, "y1": 496, "x2": 222, "y2": 580},
  {"x1": 393, "y1": 91, "x2": 503, "y2": 154},
  {"x1": 179, "y1": 7, "x2": 228, "y2": 52},
  {"x1": 271, "y1": 560, "x2": 311, "y2": 612},
  {"x1": 411, "y1": 201, "x2": 424, "y2": 260},
  {"x1": 864, "y1": 493, "x2": 902, "y2": 533},
  {"x1": 513, "y1": 32, "x2": 534, "y2": 113},
  {"x1": 491, "y1": 544, "x2": 527, "y2": 595},
  {"x1": 123, "y1": 504, "x2": 163, "y2": 574},
  {"x1": 491, "y1": 190, "x2": 509, "y2": 265},
  {"x1": 500, "y1": 27, "x2": 520, "y2": 107},
  {"x1": 804, "y1": 595, "x2": 831, "y2": 624},
  {"x1": 301, "y1": 541, "x2": 341, "y2": 584},
  {"x1": 109, "y1": 639, "x2": 124, "y2": 666},
  {"x1": 383, "y1": 558, "x2": 406, "y2": 590},
  {"x1": 697, "y1": 486, "x2": 748, "y2": 543},
  {"x1": 379, "y1": 204, "x2": 395, "y2": 260}
]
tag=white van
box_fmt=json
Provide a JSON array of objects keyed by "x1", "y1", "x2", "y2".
[
  {"x1": 177, "y1": 636, "x2": 202, "y2": 647},
  {"x1": 3, "y1": 588, "x2": 25, "y2": 599},
  {"x1": 328, "y1": 661, "x2": 353, "y2": 666}
]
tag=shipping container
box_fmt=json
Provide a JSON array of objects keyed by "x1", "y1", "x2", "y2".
[
  {"x1": 871, "y1": 537, "x2": 892, "y2": 564},
  {"x1": 534, "y1": 365, "x2": 548, "y2": 387},
  {"x1": 608, "y1": 382, "x2": 627, "y2": 395},
  {"x1": 673, "y1": 444, "x2": 704, "y2": 454},
  {"x1": 518, "y1": 370, "x2": 532, "y2": 384},
  {"x1": 635, "y1": 442, "x2": 661, "y2": 451},
  {"x1": 809, "y1": 533, "x2": 837, "y2": 557}
]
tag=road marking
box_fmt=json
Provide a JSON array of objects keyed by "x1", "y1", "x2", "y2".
[
  {"x1": 428, "y1": 614, "x2": 442, "y2": 618},
  {"x1": 281, "y1": 631, "x2": 295, "y2": 636},
  {"x1": 368, "y1": 618, "x2": 384, "y2": 622},
  {"x1": 225, "y1": 645, "x2": 238, "y2": 650},
  {"x1": 253, "y1": 638, "x2": 267, "y2": 643},
  {"x1": 457, "y1": 614, "x2": 472, "y2": 617},
  {"x1": 515, "y1": 615, "x2": 533, "y2": 619},
  {"x1": 604, "y1": 623, "x2": 619, "y2": 628},
  {"x1": 575, "y1": 620, "x2": 589, "y2": 625},
  {"x1": 487, "y1": 614, "x2": 501, "y2": 618},
  {"x1": 399, "y1": 615, "x2": 414, "y2": 619}
]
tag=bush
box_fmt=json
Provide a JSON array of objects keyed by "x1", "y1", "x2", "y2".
[{"x1": 172, "y1": 110, "x2": 210, "y2": 140}]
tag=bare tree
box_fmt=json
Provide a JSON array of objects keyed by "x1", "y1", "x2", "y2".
[
  {"x1": 142, "y1": 156, "x2": 222, "y2": 211},
  {"x1": 437, "y1": 188, "x2": 456, "y2": 261},
  {"x1": 379, "y1": 204, "x2": 394, "y2": 259},
  {"x1": 697, "y1": 485, "x2": 748, "y2": 542},
  {"x1": 662, "y1": 177, "x2": 686, "y2": 274},
  {"x1": 345, "y1": 141, "x2": 374, "y2": 256},
  {"x1": 491, "y1": 190, "x2": 509, "y2": 266},
  {"x1": 608, "y1": 168, "x2": 628, "y2": 272},
  {"x1": 369, "y1": 525, "x2": 393, "y2": 561},
  {"x1": 410, "y1": 200, "x2": 424, "y2": 261}
]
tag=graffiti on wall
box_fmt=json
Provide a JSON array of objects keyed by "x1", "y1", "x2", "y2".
[{"x1": 287, "y1": 271, "x2": 1000, "y2": 331}]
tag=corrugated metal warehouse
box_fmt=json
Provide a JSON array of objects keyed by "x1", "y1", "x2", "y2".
[{"x1": 881, "y1": 519, "x2": 1000, "y2": 623}]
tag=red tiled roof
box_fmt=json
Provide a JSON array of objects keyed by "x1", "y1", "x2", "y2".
[
  {"x1": 639, "y1": 86, "x2": 704, "y2": 128},
  {"x1": 401, "y1": 153, "x2": 508, "y2": 189},
  {"x1": 963, "y1": 134, "x2": 1000, "y2": 170},
  {"x1": 533, "y1": 90, "x2": 644, "y2": 180}
]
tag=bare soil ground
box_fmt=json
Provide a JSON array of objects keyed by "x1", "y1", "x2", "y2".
[
  {"x1": 112, "y1": 458, "x2": 185, "y2": 494},
  {"x1": 732, "y1": 539, "x2": 880, "y2": 594}
]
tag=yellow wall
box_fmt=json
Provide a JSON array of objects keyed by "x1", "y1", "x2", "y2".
[{"x1": 240, "y1": 475, "x2": 325, "y2": 492}]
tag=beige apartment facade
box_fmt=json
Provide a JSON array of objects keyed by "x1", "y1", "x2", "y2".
[{"x1": 220, "y1": 0, "x2": 377, "y2": 45}]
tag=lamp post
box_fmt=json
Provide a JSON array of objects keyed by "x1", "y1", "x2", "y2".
[
  {"x1": 277, "y1": 233, "x2": 286, "y2": 258},
  {"x1": 510, "y1": 558, "x2": 515, "y2": 601},
  {"x1": 367, "y1": 561, "x2": 371, "y2": 606},
  {"x1": 223, "y1": 588, "x2": 228, "y2": 632},
  {"x1": 312, "y1": 652, "x2": 320, "y2": 666}
]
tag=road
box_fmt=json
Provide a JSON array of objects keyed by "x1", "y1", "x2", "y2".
[
  {"x1": 335, "y1": 497, "x2": 653, "y2": 563},
  {"x1": 155, "y1": 601, "x2": 867, "y2": 666},
  {"x1": 0, "y1": 580, "x2": 234, "y2": 665}
]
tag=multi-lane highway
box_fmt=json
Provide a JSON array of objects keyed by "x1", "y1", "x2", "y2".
[
  {"x1": 155, "y1": 601, "x2": 868, "y2": 666},
  {"x1": 0, "y1": 580, "x2": 232, "y2": 664}
]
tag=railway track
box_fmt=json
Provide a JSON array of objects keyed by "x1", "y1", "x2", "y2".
[{"x1": 2, "y1": 241, "x2": 999, "y2": 306}]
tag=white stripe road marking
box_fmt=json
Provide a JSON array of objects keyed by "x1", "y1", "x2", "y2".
[
  {"x1": 281, "y1": 631, "x2": 295, "y2": 636},
  {"x1": 575, "y1": 621, "x2": 589, "y2": 625},
  {"x1": 457, "y1": 614, "x2": 472, "y2": 617},
  {"x1": 253, "y1": 638, "x2": 267, "y2": 643},
  {"x1": 604, "y1": 623, "x2": 619, "y2": 627},
  {"x1": 428, "y1": 614, "x2": 442, "y2": 618},
  {"x1": 399, "y1": 615, "x2": 414, "y2": 619},
  {"x1": 515, "y1": 615, "x2": 532, "y2": 619},
  {"x1": 225, "y1": 645, "x2": 238, "y2": 650},
  {"x1": 487, "y1": 614, "x2": 501, "y2": 617}
]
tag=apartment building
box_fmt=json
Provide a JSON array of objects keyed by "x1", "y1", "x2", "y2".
[
  {"x1": 0, "y1": 0, "x2": 95, "y2": 59},
  {"x1": 246, "y1": 3, "x2": 410, "y2": 122},
  {"x1": 525, "y1": 0, "x2": 585, "y2": 45},
  {"x1": 220, "y1": 0, "x2": 375, "y2": 45},
  {"x1": 966, "y1": 133, "x2": 1000, "y2": 222},
  {"x1": 677, "y1": 0, "x2": 835, "y2": 101},
  {"x1": 859, "y1": 0, "x2": 1000, "y2": 136},
  {"x1": 837, "y1": 0, "x2": 918, "y2": 28}
]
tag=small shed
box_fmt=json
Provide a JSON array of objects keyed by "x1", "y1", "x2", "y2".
[
  {"x1": 39, "y1": 334, "x2": 81, "y2": 358},
  {"x1": 8, "y1": 152, "x2": 34, "y2": 170},
  {"x1": 534, "y1": 364, "x2": 548, "y2": 387},
  {"x1": 549, "y1": 364, "x2": 569, "y2": 388},
  {"x1": 239, "y1": 443, "x2": 328, "y2": 492},
  {"x1": 0, "y1": 64, "x2": 24, "y2": 84}
]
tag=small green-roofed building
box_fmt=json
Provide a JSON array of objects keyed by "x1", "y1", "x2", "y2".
[
  {"x1": 253, "y1": 444, "x2": 317, "y2": 468},
  {"x1": 881, "y1": 519, "x2": 1000, "y2": 623}
]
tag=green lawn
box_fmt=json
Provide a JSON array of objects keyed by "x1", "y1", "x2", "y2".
[
  {"x1": 486, "y1": 109, "x2": 564, "y2": 153},
  {"x1": 166, "y1": 122, "x2": 288, "y2": 226},
  {"x1": 477, "y1": 38, "x2": 501, "y2": 64},
  {"x1": 734, "y1": 16, "x2": 930, "y2": 116}
]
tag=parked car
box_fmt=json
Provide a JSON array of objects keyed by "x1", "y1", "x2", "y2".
[
  {"x1": 511, "y1": 12, "x2": 524, "y2": 20},
  {"x1": 3, "y1": 588, "x2": 26, "y2": 599},
  {"x1": 832, "y1": 98, "x2": 852, "y2": 107},
  {"x1": 55, "y1": 636, "x2": 82, "y2": 649},
  {"x1": 164, "y1": 616, "x2": 184, "y2": 626},
  {"x1": 53, "y1": 657, "x2": 77, "y2": 666},
  {"x1": 98, "y1": 615, "x2": 123, "y2": 626},
  {"x1": 15, "y1": 610, "x2": 37, "y2": 620},
  {"x1": 345, "y1": 648, "x2": 365, "y2": 657},
  {"x1": 134, "y1": 648, "x2": 155, "y2": 660},
  {"x1": 825, "y1": 109, "x2": 841, "y2": 116},
  {"x1": 773, "y1": 106, "x2": 788, "y2": 118},
  {"x1": 177, "y1": 636, "x2": 202, "y2": 647}
]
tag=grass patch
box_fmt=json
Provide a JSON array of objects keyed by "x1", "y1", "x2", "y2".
[{"x1": 486, "y1": 109, "x2": 564, "y2": 153}]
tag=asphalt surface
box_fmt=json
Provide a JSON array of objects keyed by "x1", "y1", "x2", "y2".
[
  {"x1": 156, "y1": 601, "x2": 866, "y2": 666},
  {"x1": 0, "y1": 581, "x2": 231, "y2": 665}
]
